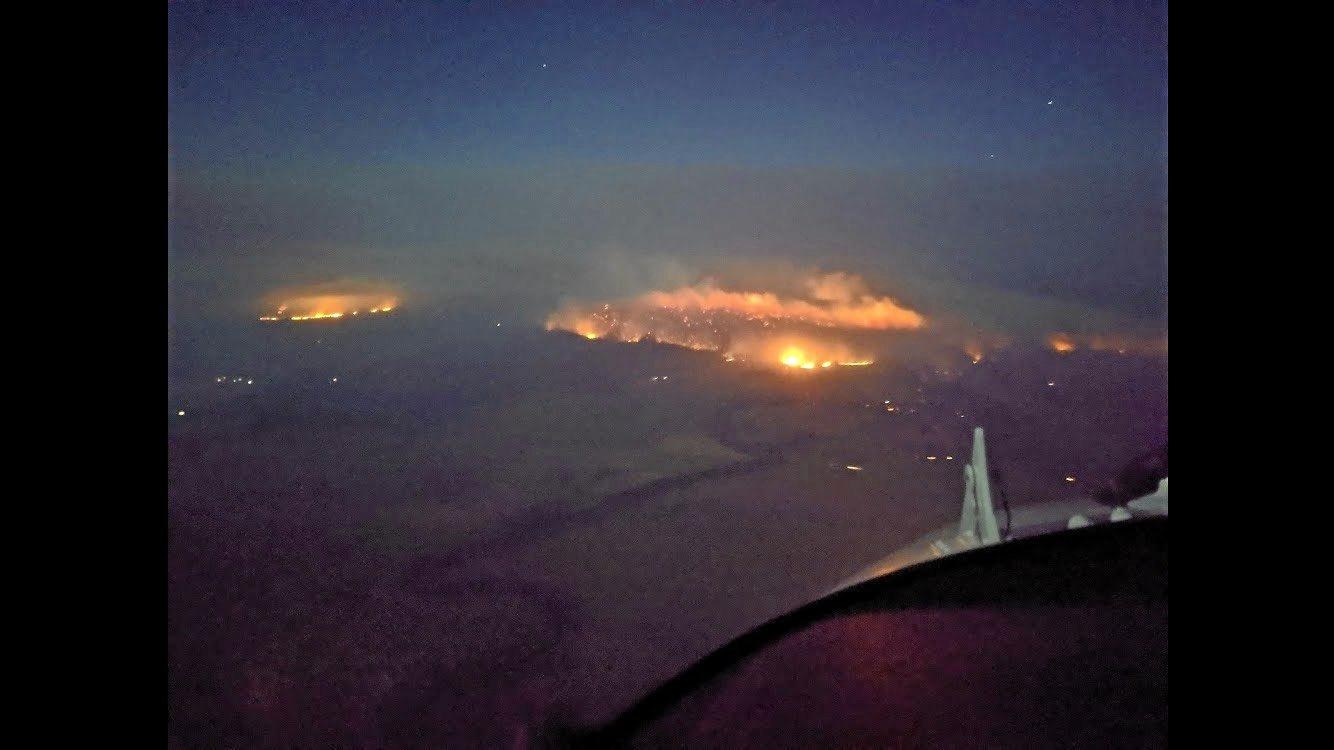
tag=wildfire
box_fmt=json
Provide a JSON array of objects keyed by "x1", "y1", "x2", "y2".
[
  {"x1": 780, "y1": 348, "x2": 816, "y2": 369},
  {"x1": 257, "y1": 283, "x2": 400, "y2": 323},
  {"x1": 775, "y1": 345, "x2": 846, "y2": 370},
  {"x1": 546, "y1": 273, "x2": 922, "y2": 370},
  {"x1": 1046, "y1": 331, "x2": 1167, "y2": 356},
  {"x1": 1047, "y1": 333, "x2": 1077, "y2": 353}
]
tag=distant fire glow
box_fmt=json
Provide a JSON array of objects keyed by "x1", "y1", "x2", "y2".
[
  {"x1": 258, "y1": 282, "x2": 400, "y2": 323},
  {"x1": 1045, "y1": 331, "x2": 1167, "y2": 356},
  {"x1": 1047, "y1": 333, "x2": 1077, "y2": 353},
  {"x1": 546, "y1": 273, "x2": 924, "y2": 370}
]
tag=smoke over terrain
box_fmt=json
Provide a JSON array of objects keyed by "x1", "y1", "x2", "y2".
[
  {"x1": 546, "y1": 272, "x2": 920, "y2": 369},
  {"x1": 169, "y1": 164, "x2": 1165, "y2": 330},
  {"x1": 169, "y1": 2, "x2": 1166, "y2": 745}
]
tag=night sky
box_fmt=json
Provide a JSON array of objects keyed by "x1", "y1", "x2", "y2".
[{"x1": 168, "y1": 0, "x2": 1167, "y2": 324}]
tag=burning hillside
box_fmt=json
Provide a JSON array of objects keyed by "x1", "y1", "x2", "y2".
[
  {"x1": 258, "y1": 281, "x2": 400, "y2": 322},
  {"x1": 545, "y1": 273, "x2": 923, "y2": 370}
]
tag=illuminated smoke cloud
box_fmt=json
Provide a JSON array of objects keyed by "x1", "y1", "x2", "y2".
[
  {"x1": 545, "y1": 272, "x2": 923, "y2": 370},
  {"x1": 258, "y1": 280, "x2": 401, "y2": 322}
]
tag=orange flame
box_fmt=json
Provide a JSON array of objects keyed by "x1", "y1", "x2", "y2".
[
  {"x1": 546, "y1": 273, "x2": 920, "y2": 369},
  {"x1": 1046, "y1": 331, "x2": 1166, "y2": 356},
  {"x1": 1047, "y1": 333, "x2": 1077, "y2": 353},
  {"x1": 258, "y1": 284, "x2": 400, "y2": 323}
]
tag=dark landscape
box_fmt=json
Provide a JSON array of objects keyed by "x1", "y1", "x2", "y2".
[{"x1": 168, "y1": 313, "x2": 1166, "y2": 747}]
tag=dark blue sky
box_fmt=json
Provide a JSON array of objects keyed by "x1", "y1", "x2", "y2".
[
  {"x1": 168, "y1": 1, "x2": 1167, "y2": 327},
  {"x1": 168, "y1": 0, "x2": 1166, "y2": 170}
]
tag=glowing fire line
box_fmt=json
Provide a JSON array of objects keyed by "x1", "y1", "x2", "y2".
[
  {"x1": 547, "y1": 273, "x2": 920, "y2": 370},
  {"x1": 257, "y1": 293, "x2": 398, "y2": 323}
]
